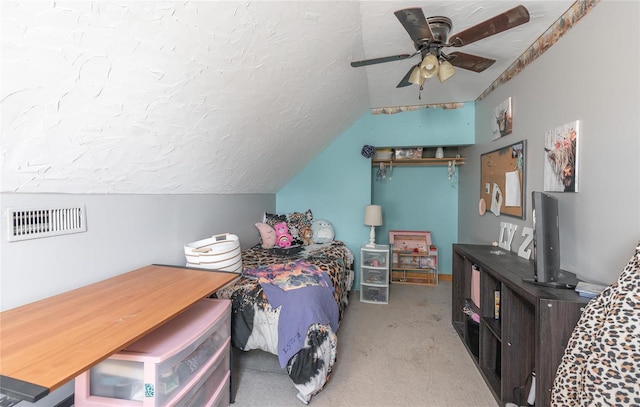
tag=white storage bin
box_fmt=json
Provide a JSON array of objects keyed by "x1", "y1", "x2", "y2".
[
  {"x1": 361, "y1": 250, "x2": 387, "y2": 268},
  {"x1": 374, "y1": 148, "x2": 393, "y2": 160},
  {"x1": 75, "y1": 299, "x2": 231, "y2": 407},
  {"x1": 210, "y1": 375, "x2": 231, "y2": 407},
  {"x1": 361, "y1": 285, "x2": 389, "y2": 304},
  {"x1": 184, "y1": 233, "x2": 242, "y2": 273},
  {"x1": 362, "y1": 268, "x2": 386, "y2": 285},
  {"x1": 178, "y1": 351, "x2": 230, "y2": 407},
  {"x1": 181, "y1": 370, "x2": 230, "y2": 407}
]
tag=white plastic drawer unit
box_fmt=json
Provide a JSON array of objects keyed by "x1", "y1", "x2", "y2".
[
  {"x1": 361, "y1": 285, "x2": 389, "y2": 304},
  {"x1": 362, "y1": 268, "x2": 387, "y2": 285},
  {"x1": 184, "y1": 373, "x2": 230, "y2": 407},
  {"x1": 361, "y1": 249, "x2": 387, "y2": 268},
  {"x1": 75, "y1": 298, "x2": 231, "y2": 407},
  {"x1": 179, "y1": 354, "x2": 230, "y2": 407}
]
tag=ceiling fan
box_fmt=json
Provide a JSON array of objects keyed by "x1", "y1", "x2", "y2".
[{"x1": 351, "y1": 5, "x2": 530, "y2": 89}]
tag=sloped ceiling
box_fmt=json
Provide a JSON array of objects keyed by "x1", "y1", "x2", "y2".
[{"x1": 1, "y1": 1, "x2": 574, "y2": 194}]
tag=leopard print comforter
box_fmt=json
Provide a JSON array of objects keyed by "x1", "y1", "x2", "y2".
[
  {"x1": 551, "y1": 241, "x2": 640, "y2": 406},
  {"x1": 215, "y1": 241, "x2": 354, "y2": 403}
]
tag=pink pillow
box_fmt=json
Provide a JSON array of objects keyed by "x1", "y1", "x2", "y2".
[{"x1": 255, "y1": 222, "x2": 276, "y2": 248}]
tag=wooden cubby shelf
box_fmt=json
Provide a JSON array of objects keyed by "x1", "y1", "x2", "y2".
[
  {"x1": 389, "y1": 231, "x2": 438, "y2": 286},
  {"x1": 451, "y1": 244, "x2": 588, "y2": 407},
  {"x1": 371, "y1": 146, "x2": 466, "y2": 167},
  {"x1": 372, "y1": 157, "x2": 465, "y2": 167}
]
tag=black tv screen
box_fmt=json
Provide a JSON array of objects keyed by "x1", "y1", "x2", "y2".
[{"x1": 532, "y1": 191, "x2": 560, "y2": 283}]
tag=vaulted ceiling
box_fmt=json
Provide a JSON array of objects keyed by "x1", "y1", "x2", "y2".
[{"x1": 1, "y1": 1, "x2": 575, "y2": 194}]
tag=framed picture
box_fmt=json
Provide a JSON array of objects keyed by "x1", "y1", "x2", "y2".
[
  {"x1": 491, "y1": 97, "x2": 513, "y2": 141},
  {"x1": 544, "y1": 120, "x2": 579, "y2": 192}
]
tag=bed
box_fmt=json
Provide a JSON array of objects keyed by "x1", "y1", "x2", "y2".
[{"x1": 214, "y1": 211, "x2": 354, "y2": 404}]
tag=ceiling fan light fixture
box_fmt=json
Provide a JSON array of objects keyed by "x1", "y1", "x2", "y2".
[
  {"x1": 408, "y1": 65, "x2": 424, "y2": 86},
  {"x1": 437, "y1": 60, "x2": 456, "y2": 82},
  {"x1": 353, "y1": 6, "x2": 531, "y2": 98},
  {"x1": 420, "y1": 54, "x2": 439, "y2": 79}
]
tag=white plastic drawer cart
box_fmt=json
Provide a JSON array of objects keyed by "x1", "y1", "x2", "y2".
[
  {"x1": 75, "y1": 298, "x2": 232, "y2": 407},
  {"x1": 360, "y1": 244, "x2": 390, "y2": 304}
]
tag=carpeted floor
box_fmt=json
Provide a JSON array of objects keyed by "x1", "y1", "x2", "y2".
[{"x1": 230, "y1": 282, "x2": 498, "y2": 407}]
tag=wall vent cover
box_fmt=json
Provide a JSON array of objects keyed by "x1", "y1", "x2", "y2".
[{"x1": 7, "y1": 206, "x2": 87, "y2": 242}]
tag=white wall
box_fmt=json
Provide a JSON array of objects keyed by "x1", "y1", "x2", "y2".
[{"x1": 458, "y1": 1, "x2": 640, "y2": 285}]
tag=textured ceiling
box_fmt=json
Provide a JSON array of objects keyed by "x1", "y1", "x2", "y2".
[
  {"x1": 1, "y1": 1, "x2": 575, "y2": 195},
  {"x1": 1, "y1": 1, "x2": 369, "y2": 194}
]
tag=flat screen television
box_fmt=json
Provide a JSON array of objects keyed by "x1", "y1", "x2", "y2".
[{"x1": 526, "y1": 191, "x2": 577, "y2": 289}]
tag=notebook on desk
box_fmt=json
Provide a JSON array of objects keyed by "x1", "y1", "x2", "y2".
[{"x1": 574, "y1": 281, "x2": 607, "y2": 298}]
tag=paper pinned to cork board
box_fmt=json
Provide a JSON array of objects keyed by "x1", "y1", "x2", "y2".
[
  {"x1": 505, "y1": 171, "x2": 521, "y2": 207},
  {"x1": 491, "y1": 183, "x2": 502, "y2": 216}
]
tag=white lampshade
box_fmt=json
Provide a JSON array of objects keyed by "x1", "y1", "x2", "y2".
[
  {"x1": 364, "y1": 205, "x2": 382, "y2": 247},
  {"x1": 420, "y1": 54, "x2": 439, "y2": 79},
  {"x1": 364, "y1": 205, "x2": 382, "y2": 226},
  {"x1": 437, "y1": 60, "x2": 456, "y2": 82},
  {"x1": 408, "y1": 65, "x2": 424, "y2": 86}
]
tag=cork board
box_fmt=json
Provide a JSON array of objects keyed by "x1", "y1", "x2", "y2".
[{"x1": 480, "y1": 140, "x2": 526, "y2": 219}]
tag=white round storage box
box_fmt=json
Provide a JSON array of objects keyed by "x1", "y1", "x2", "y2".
[{"x1": 184, "y1": 233, "x2": 242, "y2": 274}]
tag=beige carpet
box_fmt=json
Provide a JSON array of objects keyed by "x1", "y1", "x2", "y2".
[{"x1": 231, "y1": 282, "x2": 498, "y2": 407}]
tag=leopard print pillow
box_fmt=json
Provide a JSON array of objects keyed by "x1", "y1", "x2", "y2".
[
  {"x1": 264, "y1": 209, "x2": 313, "y2": 246},
  {"x1": 551, "y1": 241, "x2": 640, "y2": 406}
]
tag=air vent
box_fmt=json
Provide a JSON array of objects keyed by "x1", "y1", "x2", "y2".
[{"x1": 7, "y1": 206, "x2": 87, "y2": 242}]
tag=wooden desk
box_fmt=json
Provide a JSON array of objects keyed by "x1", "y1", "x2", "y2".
[{"x1": 0, "y1": 264, "x2": 238, "y2": 402}]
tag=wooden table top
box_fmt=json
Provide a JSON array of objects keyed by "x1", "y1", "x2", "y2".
[{"x1": 0, "y1": 264, "x2": 238, "y2": 402}]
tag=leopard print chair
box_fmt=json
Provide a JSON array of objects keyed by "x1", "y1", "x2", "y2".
[{"x1": 551, "y1": 242, "x2": 640, "y2": 406}]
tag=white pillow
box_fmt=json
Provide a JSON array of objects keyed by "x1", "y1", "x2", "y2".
[
  {"x1": 255, "y1": 222, "x2": 276, "y2": 248},
  {"x1": 311, "y1": 219, "x2": 334, "y2": 244}
]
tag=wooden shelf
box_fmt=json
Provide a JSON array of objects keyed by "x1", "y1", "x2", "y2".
[
  {"x1": 451, "y1": 244, "x2": 588, "y2": 407},
  {"x1": 482, "y1": 316, "x2": 502, "y2": 341},
  {"x1": 390, "y1": 271, "x2": 438, "y2": 286},
  {"x1": 481, "y1": 367, "x2": 502, "y2": 400},
  {"x1": 390, "y1": 231, "x2": 438, "y2": 286},
  {"x1": 392, "y1": 249, "x2": 430, "y2": 254},
  {"x1": 372, "y1": 157, "x2": 465, "y2": 167},
  {"x1": 453, "y1": 321, "x2": 465, "y2": 337},
  {"x1": 391, "y1": 264, "x2": 435, "y2": 271}
]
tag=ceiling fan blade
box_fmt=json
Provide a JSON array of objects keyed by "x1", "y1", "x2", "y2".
[
  {"x1": 396, "y1": 65, "x2": 418, "y2": 88},
  {"x1": 447, "y1": 52, "x2": 496, "y2": 72},
  {"x1": 394, "y1": 8, "x2": 434, "y2": 43},
  {"x1": 449, "y1": 5, "x2": 530, "y2": 47},
  {"x1": 351, "y1": 54, "x2": 412, "y2": 67}
]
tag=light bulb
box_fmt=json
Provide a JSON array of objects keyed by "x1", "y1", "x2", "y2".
[{"x1": 420, "y1": 54, "x2": 439, "y2": 79}]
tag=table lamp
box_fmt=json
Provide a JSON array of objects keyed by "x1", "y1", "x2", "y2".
[{"x1": 364, "y1": 205, "x2": 382, "y2": 247}]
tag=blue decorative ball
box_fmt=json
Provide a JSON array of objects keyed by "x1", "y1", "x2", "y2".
[{"x1": 361, "y1": 145, "x2": 375, "y2": 158}]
